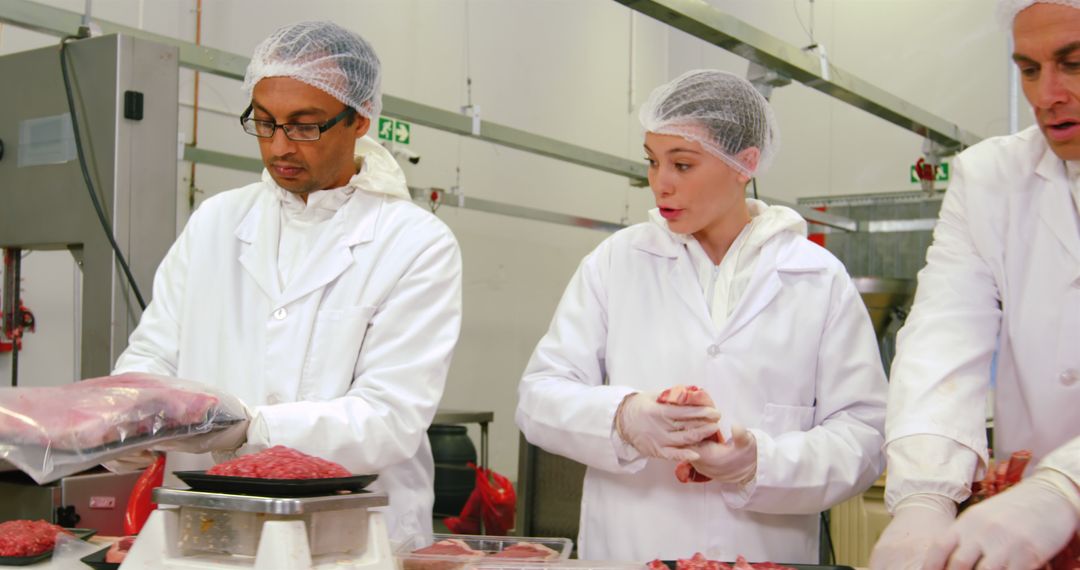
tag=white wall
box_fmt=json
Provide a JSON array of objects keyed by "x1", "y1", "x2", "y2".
[{"x1": 0, "y1": 0, "x2": 1034, "y2": 481}]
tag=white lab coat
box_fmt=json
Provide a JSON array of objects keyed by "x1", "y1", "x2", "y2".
[
  {"x1": 113, "y1": 140, "x2": 462, "y2": 541},
  {"x1": 517, "y1": 213, "x2": 887, "y2": 563},
  {"x1": 886, "y1": 125, "x2": 1080, "y2": 508}
]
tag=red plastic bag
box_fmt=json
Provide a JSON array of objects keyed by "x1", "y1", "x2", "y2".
[
  {"x1": 124, "y1": 453, "x2": 165, "y2": 535},
  {"x1": 444, "y1": 463, "x2": 516, "y2": 536}
]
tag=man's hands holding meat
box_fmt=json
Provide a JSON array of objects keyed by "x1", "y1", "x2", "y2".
[
  {"x1": 921, "y1": 469, "x2": 1080, "y2": 570},
  {"x1": 685, "y1": 423, "x2": 757, "y2": 484},
  {"x1": 615, "y1": 391, "x2": 721, "y2": 462}
]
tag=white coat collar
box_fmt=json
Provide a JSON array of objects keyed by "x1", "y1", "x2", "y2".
[
  {"x1": 234, "y1": 182, "x2": 383, "y2": 305},
  {"x1": 634, "y1": 205, "x2": 828, "y2": 272},
  {"x1": 1028, "y1": 140, "x2": 1080, "y2": 265}
]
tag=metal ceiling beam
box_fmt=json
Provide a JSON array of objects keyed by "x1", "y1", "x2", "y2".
[
  {"x1": 614, "y1": 0, "x2": 983, "y2": 151},
  {"x1": 3, "y1": 0, "x2": 859, "y2": 232},
  {"x1": 0, "y1": 0, "x2": 647, "y2": 182}
]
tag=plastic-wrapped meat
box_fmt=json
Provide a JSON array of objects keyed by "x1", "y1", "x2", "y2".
[
  {"x1": 0, "y1": 520, "x2": 72, "y2": 557},
  {"x1": 207, "y1": 445, "x2": 351, "y2": 479},
  {"x1": 656, "y1": 386, "x2": 723, "y2": 483},
  {"x1": 0, "y1": 373, "x2": 220, "y2": 449},
  {"x1": 488, "y1": 542, "x2": 559, "y2": 560}
]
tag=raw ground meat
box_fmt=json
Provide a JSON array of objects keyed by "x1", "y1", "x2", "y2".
[
  {"x1": 105, "y1": 535, "x2": 137, "y2": 564},
  {"x1": 657, "y1": 385, "x2": 723, "y2": 483},
  {"x1": 0, "y1": 519, "x2": 72, "y2": 557},
  {"x1": 0, "y1": 373, "x2": 219, "y2": 449},
  {"x1": 207, "y1": 445, "x2": 351, "y2": 479},
  {"x1": 647, "y1": 553, "x2": 796, "y2": 570},
  {"x1": 489, "y1": 542, "x2": 559, "y2": 559}
]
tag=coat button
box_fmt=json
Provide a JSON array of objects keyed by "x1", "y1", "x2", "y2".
[
  {"x1": 273, "y1": 308, "x2": 287, "y2": 320},
  {"x1": 1060, "y1": 369, "x2": 1080, "y2": 386},
  {"x1": 707, "y1": 344, "x2": 721, "y2": 357}
]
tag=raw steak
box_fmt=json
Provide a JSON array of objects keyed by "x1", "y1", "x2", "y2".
[
  {"x1": 404, "y1": 539, "x2": 485, "y2": 570},
  {"x1": 489, "y1": 542, "x2": 559, "y2": 560},
  {"x1": 657, "y1": 385, "x2": 723, "y2": 483},
  {"x1": 412, "y1": 539, "x2": 484, "y2": 557},
  {"x1": 0, "y1": 519, "x2": 72, "y2": 557},
  {"x1": 0, "y1": 373, "x2": 220, "y2": 450},
  {"x1": 105, "y1": 535, "x2": 136, "y2": 564},
  {"x1": 207, "y1": 445, "x2": 351, "y2": 479}
]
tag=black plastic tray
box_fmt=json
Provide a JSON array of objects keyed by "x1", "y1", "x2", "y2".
[
  {"x1": 80, "y1": 546, "x2": 119, "y2": 570},
  {"x1": 174, "y1": 470, "x2": 378, "y2": 496},
  {"x1": 0, "y1": 528, "x2": 96, "y2": 566},
  {"x1": 658, "y1": 562, "x2": 853, "y2": 570}
]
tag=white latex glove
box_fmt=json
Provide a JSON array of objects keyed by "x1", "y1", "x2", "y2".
[
  {"x1": 154, "y1": 396, "x2": 252, "y2": 455},
  {"x1": 687, "y1": 423, "x2": 756, "y2": 484},
  {"x1": 615, "y1": 391, "x2": 721, "y2": 462},
  {"x1": 101, "y1": 448, "x2": 158, "y2": 473},
  {"x1": 922, "y1": 469, "x2": 1080, "y2": 570},
  {"x1": 870, "y1": 494, "x2": 956, "y2": 570}
]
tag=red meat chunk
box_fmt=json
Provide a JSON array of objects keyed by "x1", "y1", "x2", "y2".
[
  {"x1": 207, "y1": 445, "x2": 351, "y2": 479},
  {"x1": 0, "y1": 520, "x2": 72, "y2": 557},
  {"x1": 657, "y1": 386, "x2": 723, "y2": 483},
  {"x1": 105, "y1": 536, "x2": 136, "y2": 564}
]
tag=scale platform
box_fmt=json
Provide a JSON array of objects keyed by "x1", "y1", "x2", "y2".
[{"x1": 120, "y1": 487, "x2": 395, "y2": 569}]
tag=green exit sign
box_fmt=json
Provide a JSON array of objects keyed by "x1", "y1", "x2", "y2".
[
  {"x1": 377, "y1": 117, "x2": 411, "y2": 144},
  {"x1": 910, "y1": 162, "x2": 949, "y2": 183}
]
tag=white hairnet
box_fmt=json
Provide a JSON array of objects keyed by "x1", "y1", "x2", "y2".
[
  {"x1": 243, "y1": 21, "x2": 382, "y2": 119},
  {"x1": 639, "y1": 69, "x2": 779, "y2": 177},
  {"x1": 998, "y1": 0, "x2": 1080, "y2": 26}
]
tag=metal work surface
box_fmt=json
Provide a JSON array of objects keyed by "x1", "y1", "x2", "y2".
[
  {"x1": 0, "y1": 33, "x2": 178, "y2": 379},
  {"x1": 613, "y1": 0, "x2": 982, "y2": 151},
  {"x1": 153, "y1": 487, "x2": 389, "y2": 514}
]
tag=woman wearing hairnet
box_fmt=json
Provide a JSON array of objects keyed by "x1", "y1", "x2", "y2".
[{"x1": 516, "y1": 70, "x2": 887, "y2": 563}]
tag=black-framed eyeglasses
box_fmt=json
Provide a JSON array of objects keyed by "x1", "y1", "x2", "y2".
[{"x1": 240, "y1": 105, "x2": 355, "y2": 141}]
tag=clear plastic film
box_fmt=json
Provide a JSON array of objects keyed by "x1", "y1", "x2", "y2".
[
  {"x1": 0, "y1": 373, "x2": 246, "y2": 483},
  {"x1": 639, "y1": 69, "x2": 779, "y2": 177},
  {"x1": 242, "y1": 21, "x2": 383, "y2": 119}
]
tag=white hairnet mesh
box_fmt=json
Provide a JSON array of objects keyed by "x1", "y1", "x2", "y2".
[
  {"x1": 639, "y1": 69, "x2": 779, "y2": 177},
  {"x1": 243, "y1": 21, "x2": 382, "y2": 119},
  {"x1": 998, "y1": 0, "x2": 1080, "y2": 27}
]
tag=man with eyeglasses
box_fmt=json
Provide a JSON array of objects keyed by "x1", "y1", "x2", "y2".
[
  {"x1": 110, "y1": 21, "x2": 462, "y2": 541},
  {"x1": 870, "y1": 1, "x2": 1080, "y2": 569}
]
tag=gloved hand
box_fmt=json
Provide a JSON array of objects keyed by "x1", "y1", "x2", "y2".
[
  {"x1": 869, "y1": 494, "x2": 956, "y2": 570},
  {"x1": 615, "y1": 391, "x2": 721, "y2": 462},
  {"x1": 102, "y1": 448, "x2": 158, "y2": 473},
  {"x1": 686, "y1": 423, "x2": 756, "y2": 484},
  {"x1": 921, "y1": 469, "x2": 1080, "y2": 570},
  {"x1": 154, "y1": 393, "x2": 252, "y2": 455}
]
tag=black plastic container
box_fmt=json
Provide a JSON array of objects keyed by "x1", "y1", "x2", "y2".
[{"x1": 428, "y1": 424, "x2": 477, "y2": 517}]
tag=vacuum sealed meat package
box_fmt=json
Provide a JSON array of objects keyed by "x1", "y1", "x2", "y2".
[{"x1": 0, "y1": 372, "x2": 246, "y2": 483}]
